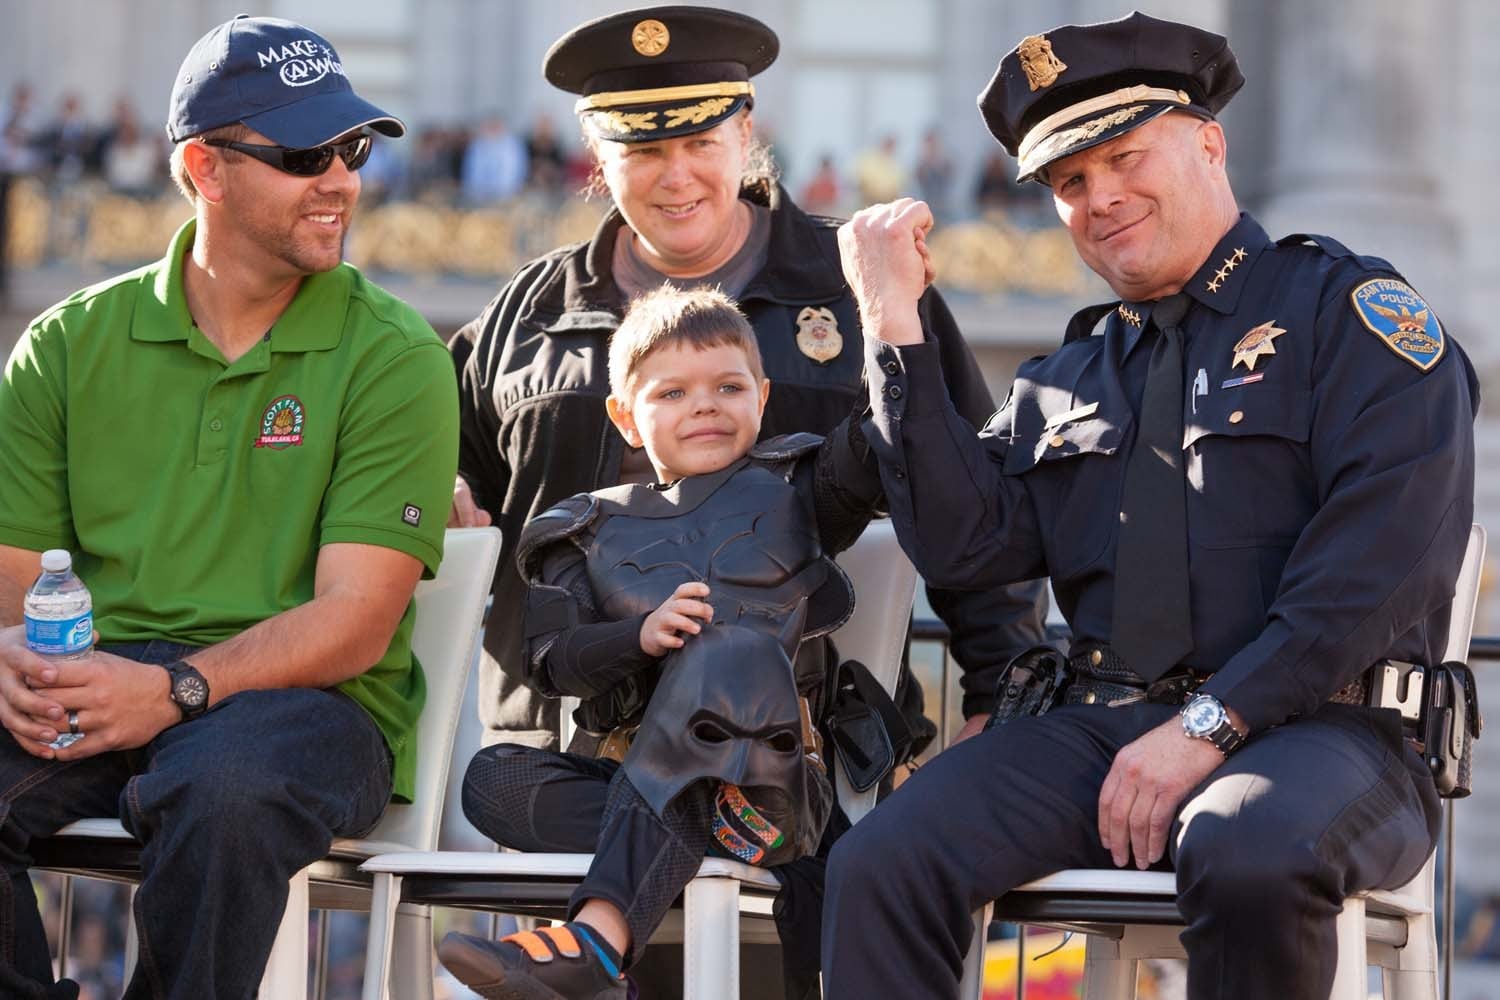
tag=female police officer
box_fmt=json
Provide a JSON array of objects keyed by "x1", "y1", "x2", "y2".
[
  {"x1": 451, "y1": 5, "x2": 1044, "y2": 769},
  {"x1": 448, "y1": 9, "x2": 1046, "y2": 995}
]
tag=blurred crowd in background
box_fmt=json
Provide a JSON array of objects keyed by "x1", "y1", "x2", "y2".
[{"x1": 0, "y1": 82, "x2": 1052, "y2": 222}]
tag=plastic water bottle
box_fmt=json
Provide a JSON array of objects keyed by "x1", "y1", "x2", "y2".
[{"x1": 24, "y1": 549, "x2": 92, "y2": 750}]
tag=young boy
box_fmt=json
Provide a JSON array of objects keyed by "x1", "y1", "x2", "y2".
[{"x1": 441, "y1": 286, "x2": 880, "y2": 999}]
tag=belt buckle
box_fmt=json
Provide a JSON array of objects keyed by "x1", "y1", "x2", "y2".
[{"x1": 1145, "y1": 671, "x2": 1199, "y2": 706}]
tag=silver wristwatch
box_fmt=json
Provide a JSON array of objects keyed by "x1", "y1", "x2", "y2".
[{"x1": 1180, "y1": 694, "x2": 1245, "y2": 756}]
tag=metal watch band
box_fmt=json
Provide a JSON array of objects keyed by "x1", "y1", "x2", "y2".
[{"x1": 1205, "y1": 719, "x2": 1246, "y2": 756}]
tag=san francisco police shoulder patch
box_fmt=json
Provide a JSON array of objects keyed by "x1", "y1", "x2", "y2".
[{"x1": 1350, "y1": 278, "x2": 1445, "y2": 372}]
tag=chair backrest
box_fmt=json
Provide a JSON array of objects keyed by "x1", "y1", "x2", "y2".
[
  {"x1": 364, "y1": 526, "x2": 501, "y2": 852},
  {"x1": 831, "y1": 518, "x2": 920, "y2": 821},
  {"x1": 438, "y1": 644, "x2": 500, "y2": 851},
  {"x1": 1445, "y1": 524, "x2": 1486, "y2": 664},
  {"x1": 1372, "y1": 523, "x2": 1485, "y2": 922}
]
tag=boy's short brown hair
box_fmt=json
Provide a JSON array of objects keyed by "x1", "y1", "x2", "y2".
[{"x1": 608, "y1": 286, "x2": 764, "y2": 397}]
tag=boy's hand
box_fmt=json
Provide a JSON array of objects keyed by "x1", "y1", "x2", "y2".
[
  {"x1": 640, "y1": 582, "x2": 714, "y2": 657},
  {"x1": 448, "y1": 475, "x2": 493, "y2": 528}
]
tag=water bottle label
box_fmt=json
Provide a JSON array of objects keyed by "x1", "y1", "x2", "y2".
[{"x1": 25, "y1": 611, "x2": 93, "y2": 656}]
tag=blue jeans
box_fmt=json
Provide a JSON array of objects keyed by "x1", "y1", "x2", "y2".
[{"x1": 0, "y1": 641, "x2": 393, "y2": 1000}]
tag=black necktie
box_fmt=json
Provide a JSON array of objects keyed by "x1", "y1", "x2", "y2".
[{"x1": 1111, "y1": 293, "x2": 1193, "y2": 681}]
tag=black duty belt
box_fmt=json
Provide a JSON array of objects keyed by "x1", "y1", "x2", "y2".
[
  {"x1": 1064, "y1": 645, "x2": 1205, "y2": 707},
  {"x1": 1066, "y1": 644, "x2": 1392, "y2": 715}
]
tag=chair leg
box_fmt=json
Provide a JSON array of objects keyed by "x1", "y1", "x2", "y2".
[
  {"x1": 124, "y1": 885, "x2": 139, "y2": 982},
  {"x1": 388, "y1": 902, "x2": 435, "y2": 1000},
  {"x1": 54, "y1": 875, "x2": 74, "y2": 981},
  {"x1": 1384, "y1": 967, "x2": 1439, "y2": 1000},
  {"x1": 258, "y1": 867, "x2": 310, "y2": 1000},
  {"x1": 1383, "y1": 907, "x2": 1439, "y2": 1000},
  {"x1": 684, "y1": 876, "x2": 739, "y2": 1000},
  {"x1": 1329, "y1": 896, "x2": 1369, "y2": 1000},
  {"x1": 360, "y1": 873, "x2": 403, "y2": 1000},
  {"x1": 313, "y1": 910, "x2": 331, "y2": 1000},
  {"x1": 956, "y1": 905, "x2": 991, "y2": 1000},
  {"x1": 1081, "y1": 935, "x2": 1138, "y2": 1000}
]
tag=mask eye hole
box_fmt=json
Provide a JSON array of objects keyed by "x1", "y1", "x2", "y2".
[
  {"x1": 766, "y1": 729, "x2": 800, "y2": 753},
  {"x1": 693, "y1": 721, "x2": 733, "y2": 744}
]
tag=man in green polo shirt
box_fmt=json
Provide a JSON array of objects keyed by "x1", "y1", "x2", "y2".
[{"x1": 0, "y1": 17, "x2": 457, "y2": 1000}]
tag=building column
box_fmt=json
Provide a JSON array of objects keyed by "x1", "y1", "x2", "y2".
[{"x1": 1257, "y1": 0, "x2": 1459, "y2": 312}]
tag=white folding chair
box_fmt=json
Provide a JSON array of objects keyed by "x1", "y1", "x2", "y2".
[
  {"x1": 35, "y1": 526, "x2": 501, "y2": 1000},
  {"x1": 359, "y1": 517, "x2": 920, "y2": 1000},
  {"x1": 960, "y1": 523, "x2": 1486, "y2": 1000}
]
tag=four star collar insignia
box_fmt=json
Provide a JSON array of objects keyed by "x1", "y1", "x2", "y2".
[{"x1": 1206, "y1": 247, "x2": 1247, "y2": 294}]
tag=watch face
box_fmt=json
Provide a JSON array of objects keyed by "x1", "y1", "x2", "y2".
[
  {"x1": 174, "y1": 673, "x2": 209, "y2": 708},
  {"x1": 1182, "y1": 696, "x2": 1224, "y2": 736}
]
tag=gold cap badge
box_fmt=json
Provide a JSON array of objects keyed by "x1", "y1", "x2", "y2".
[
  {"x1": 1018, "y1": 34, "x2": 1067, "y2": 91},
  {"x1": 632, "y1": 19, "x2": 670, "y2": 57},
  {"x1": 1231, "y1": 320, "x2": 1287, "y2": 372},
  {"x1": 796, "y1": 307, "x2": 843, "y2": 364}
]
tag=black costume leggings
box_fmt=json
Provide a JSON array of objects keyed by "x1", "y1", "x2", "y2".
[{"x1": 462, "y1": 744, "x2": 713, "y2": 964}]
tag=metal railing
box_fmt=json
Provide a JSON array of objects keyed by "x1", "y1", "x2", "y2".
[{"x1": 914, "y1": 616, "x2": 1500, "y2": 662}]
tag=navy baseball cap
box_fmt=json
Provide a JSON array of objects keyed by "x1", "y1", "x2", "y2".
[{"x1": 167, "y1": 15, "x2": 404, "y2": 147}]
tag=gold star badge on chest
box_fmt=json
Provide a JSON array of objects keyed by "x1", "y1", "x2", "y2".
[{"x1": 1231, "y1": 320, "x2": 1286, "y2": 371}]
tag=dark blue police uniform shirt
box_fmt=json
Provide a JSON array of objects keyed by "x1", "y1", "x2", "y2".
[{"x1": 866, "y1": 213, "x2": 1480, "y2": 733}]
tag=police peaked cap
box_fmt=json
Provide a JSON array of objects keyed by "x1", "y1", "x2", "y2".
[
  {"x1": 978, "y1": 11, "x2": 1244, "y2": 182},
  {"x1": 543, "y1": 5, "x2": 778, "y2": 143}
]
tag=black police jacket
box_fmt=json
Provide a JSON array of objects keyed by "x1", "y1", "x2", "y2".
[
  {"x1": 866, "y1": 213, "x2": 1480, "y2": 734},
  {"x1": 453, "y1": 181, "x2": 1047, "y2": 721}
]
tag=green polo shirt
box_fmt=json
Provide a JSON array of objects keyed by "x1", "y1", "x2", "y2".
[{"x1": 0, "y1": 219, "x2": 458, "y2": 801}]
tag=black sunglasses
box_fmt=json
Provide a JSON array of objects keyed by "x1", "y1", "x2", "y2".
[{"x1": 201, "y1": 134, "x2": 372, "y2": 176}]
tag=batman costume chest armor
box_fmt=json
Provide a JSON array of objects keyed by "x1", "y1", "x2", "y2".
[{"x1": 570, "y1": 452, "x2": 853, "y2": 862}]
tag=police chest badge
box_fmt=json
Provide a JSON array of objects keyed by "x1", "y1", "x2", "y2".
[
  {"x1": 1231, "y1": 320, "x2": 1286, "y2": 372},
  {"x1": 795, "y1": 307, "x2": 843, "y2": 364},
  {"x1": 1351, "y1": 279, "x2": 1445, "y2": 371},
  {"x1": 254, "y1": 394, "x2": 305, "y2": 449}
]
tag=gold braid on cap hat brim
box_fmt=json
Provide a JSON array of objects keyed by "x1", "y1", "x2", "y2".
[
  {"x1": 1017, "y1": 84, "x2": 1191, "y2": 167},
  {"x1": 575, "y1": 81, "x2": 754, "y2": 114}
]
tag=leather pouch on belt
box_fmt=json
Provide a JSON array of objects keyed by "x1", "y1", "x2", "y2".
[
  {"x1": 985, "y1": 645, "x2": 1070, "y2": 731},
  {"x1": 572, "y1": 723, "x2": 640, "y2": 764},
  {"x1": 1422, "y1": 661, "x2": 1483, "y2": 798},
  {"x1": 829, "y1": 658, "x2": 912, "y2": 793}
]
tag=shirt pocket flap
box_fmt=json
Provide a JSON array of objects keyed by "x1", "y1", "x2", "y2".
[
  {"x1": 1004, "y1": 414, "x2": 1126, "y2": 475},
  {"x1": 1183, "y1": 385, "x2": 1310, "y2": 449}
]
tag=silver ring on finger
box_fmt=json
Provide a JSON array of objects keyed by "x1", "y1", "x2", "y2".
[{"x1": 68, "y1": 710, "x2": 80, "y2": 736}]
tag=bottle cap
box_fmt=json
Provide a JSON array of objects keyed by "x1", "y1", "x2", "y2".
[{"x1": 40, "y1": 550, "x2": 72, "y2": 573}]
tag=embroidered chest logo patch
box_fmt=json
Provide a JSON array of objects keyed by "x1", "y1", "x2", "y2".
[
  {"x1": 254, "y1": 395, "x2": 305, "y2": 449},
  {"x1": 795, "y1": 306, "x2": 843, "y2": 364},
  {"x1": 1351, "y1": 279, "x2": 1445, "y2": 371}
]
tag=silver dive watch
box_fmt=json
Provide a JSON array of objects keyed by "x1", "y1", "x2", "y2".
[{"x1": 1180, "y1": 694, "x2": 1246, "y2": 756}]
